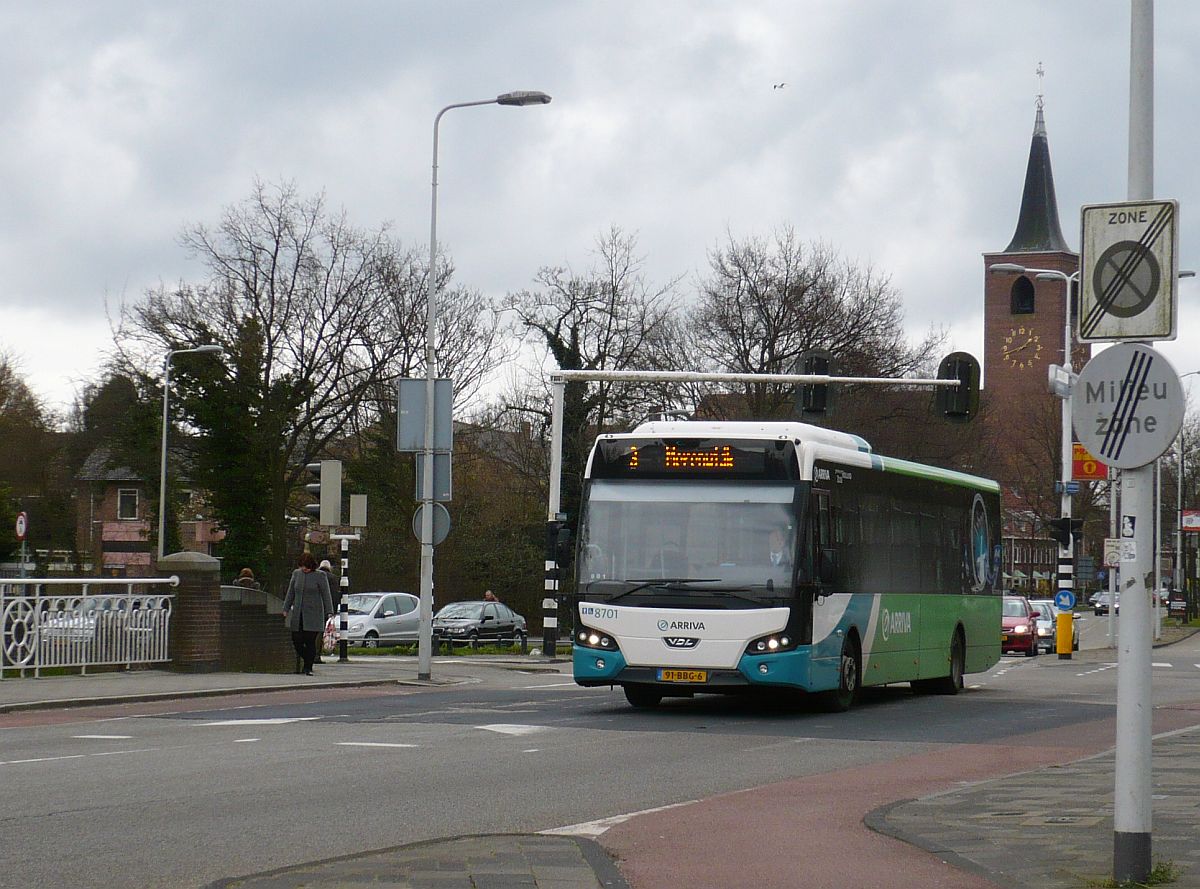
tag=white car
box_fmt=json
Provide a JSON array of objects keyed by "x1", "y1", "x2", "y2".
[
  {"x1": 341, "y1": 592, "x2": 420, "y2": 647},
  {"x1": 1028, "y1": 599, "x2": 1079, "y2": 653}
]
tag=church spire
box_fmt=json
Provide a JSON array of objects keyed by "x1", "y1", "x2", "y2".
[{"x1": 1003, "y1": 63, "x2": 1070, "y2": 253}]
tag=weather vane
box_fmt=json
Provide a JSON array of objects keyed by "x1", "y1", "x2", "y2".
[{"x1": 1036, "y1": 62, "x2": 1045, "y2": 110}]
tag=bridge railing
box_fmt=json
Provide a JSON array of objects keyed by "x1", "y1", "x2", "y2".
[{"x1": 1, "y1": 576, "x2": 179, "y2": 677}]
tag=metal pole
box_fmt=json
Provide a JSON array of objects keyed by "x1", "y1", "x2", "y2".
[
  {"x1": 157, "y1": 353, "x2": 172, "y2": 563},
  {"x1": 1110, "y1": 471, "x2": 1118, "y2": 642},
  {"x1": 1154, "y1": 459, "x2": 1162, "y2": 639},
  {"x1": 1058, "y1": 271, "x2": 1075, "y2": 658},
  {"x1": 417, "y1": 98, "x2": 501, "y2": 682},
  {"x1": 1114, "y1": 2, "x2": 1154, "y2": 881},
  {"x1": 543, "y1": 379, "x2": 566, "y2": 658}
]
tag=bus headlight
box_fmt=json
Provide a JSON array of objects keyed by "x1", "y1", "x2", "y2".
[
  {"x1": 576, "y1": 629, "x2": 619, "y2": 651},
  {"x1": 746, "y1": 634, "x2": 796, "y2": 655}
]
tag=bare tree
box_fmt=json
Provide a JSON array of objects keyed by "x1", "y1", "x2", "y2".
[
  {"x1": 686, "y1": 227, "x2": 944, "y2": 418},
  {"x1": 114, "y1": 180, "x2": 504, "y2": 585},
  {"x1": 505, "y1": 227, "x2": 682, "y2": 522}
]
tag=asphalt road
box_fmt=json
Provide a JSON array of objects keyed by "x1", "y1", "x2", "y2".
[{"x1": 1, "y1": 639, "x2": 1197, "y2": 889}]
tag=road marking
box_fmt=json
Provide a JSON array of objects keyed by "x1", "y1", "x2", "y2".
[
  {"x1": 336, "y1": 742, "x2": 419, "y2": 749},
  {"x1": 2, "y1": 748, "x2": 158, "y2": 766},
  {"x1": 519, "y1": 681, "x2": 582, "y2": 689},
  {"x1": 200, "y1": 717, "x2": 323, "y2": 726},
  {"x1": 1152, "y1": 662, "x2": 1173, "y2": 668},
  {"x1": 543, "y1": 799, "x2": 701, "y2": 838},
  {"x1": 478, "y1": 724, "x2": 546, "y2": 736},
  {"x1": 234, "y1": 738, "x2": 261, "y2": 743},
  {"x1": 1077, "y1": 663, "x2": 1119, "y2": 677},
  {"x1": 72, "y1": 734, "x2": 133, "y2": 740}
]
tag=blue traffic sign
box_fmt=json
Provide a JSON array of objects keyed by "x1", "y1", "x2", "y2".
[{"x1": 1054, "y1": 589, "x2": 1076, "y2": 611}]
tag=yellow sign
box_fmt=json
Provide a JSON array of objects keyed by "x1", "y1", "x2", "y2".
[{"x1": 1072, "y1": 442, "x2": 1108, "y2": 481}]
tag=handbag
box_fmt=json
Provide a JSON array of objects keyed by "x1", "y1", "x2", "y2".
[{"x1": 322, "y1": 617, "x2": 338, "y2": 654}]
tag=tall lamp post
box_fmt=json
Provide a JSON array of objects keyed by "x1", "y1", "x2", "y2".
[
  {"x1": 417, "y1": 90, "x2": 551, "y2": 681},
  {"x1": 158, "y1": 345, "x2": 224, "y2": 561},
  {"x1": 1177, "y1": 370, "x2": 1200, "y2": 613},
  {"x1": 989, "y1": 262, "x2": 1078, "y2": 657}
]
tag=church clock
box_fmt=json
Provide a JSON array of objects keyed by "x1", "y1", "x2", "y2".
[{"x1": 1001, "y1": 326, "x2": 1044, "y2": 369}]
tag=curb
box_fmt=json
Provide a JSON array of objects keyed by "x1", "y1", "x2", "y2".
[{"x1": 0, "y1": 676, "x2": 457, "y2": 715}]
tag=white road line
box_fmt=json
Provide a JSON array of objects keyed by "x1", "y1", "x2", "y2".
[
  {"x1": 477, "y1": 724, "x2": 546, "y2": 736},
  {"x1": 336, "y1": 742, "x2": 419, "y2": 749},
  {"x1": 200, "y1": 717, "x2": 323, "y2": 726},
  {"x1": 3, "y1": 754, "x2": 88, "y2": 765},
  {"x1": 519, "y1": 681, "x2": 582, "y2": 689},
  {"x1": 233, "y1": 738, "x2": 261, "y2": 743},
  {"x1": 1077, "y1": 663, "x2": 1119, "y2": 677},
  {"x1": 72, "y1": 734, "x2": 133, "y2": 740},
  {"x1": 1152, "y1": 662, "x2": 1173, "y2": 668},
  {"x1": 542, "y1": 799, "x2": 701, "y2": 838}
]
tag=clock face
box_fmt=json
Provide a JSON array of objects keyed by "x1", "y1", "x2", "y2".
[{"x1": 1001, "y1": 326, "x2": 1044, "y2": 369}]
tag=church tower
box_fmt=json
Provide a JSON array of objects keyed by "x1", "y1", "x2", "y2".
[{"x1": 982, "y1": 97, "x2": 1079, "y2": 410}]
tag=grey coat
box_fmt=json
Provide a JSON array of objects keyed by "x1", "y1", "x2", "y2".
[{"x1": 282, "y1": 568, "x2": 333, "y2": 632}]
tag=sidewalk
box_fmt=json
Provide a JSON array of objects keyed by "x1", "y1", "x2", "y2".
[{"x1": 4, "y1": 639, "x2": 1199, "y2": 889}]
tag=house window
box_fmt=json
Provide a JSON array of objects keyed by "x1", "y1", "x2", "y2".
[
  {"x1": 117, "y1": 489, "x2": 139, "y2": 520},
  {"x1": 1010, "y1": 276, "x2": 1035, "y2": 314}
]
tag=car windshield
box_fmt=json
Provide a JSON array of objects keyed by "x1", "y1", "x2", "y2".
[
  {"x1": 436, "y1": 602, "x2": 485, "y2": 620},
  {"x1": 1002, "y1": 598, "x2": 1027, "y2": 617},
  {"x1": 344, "y1": 594, "x2": 382, "y2": 615},
  {"x1": 1031, "y1": 601, "x2": 1055, "y2": 620}
]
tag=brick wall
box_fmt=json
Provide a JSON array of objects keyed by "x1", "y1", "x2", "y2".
[
  {"x1": 219, "y1": 586, "x2": 294, "y2": 673},
  {"x1": 161, "y1": 551, "x2": 222, "y2": 673}
]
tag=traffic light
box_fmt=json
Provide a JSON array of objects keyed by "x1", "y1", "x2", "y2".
[
  {"x1": 304, "y1": 460, "x2": 343, "y2": 527},
  {"x1": 1047, "y1": 517, "x2": 1084, "y2": 548},
  {"x1": 934, "y1": 352, "x2": 980, "y2": 422},
  {"x1": 796, "y1": 349, "x2": 835, "y2": 418},
  {"x1": 546, "y1": 518, "x2": 572, "y2": 566}
]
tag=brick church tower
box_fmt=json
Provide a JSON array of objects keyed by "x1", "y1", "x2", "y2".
[
  {"x1": 981, "y1": 98, "x2": 1088, "y2": 589},
  {"x1": 982, "y1": 100, "x2": 1078, "y2": 414}
]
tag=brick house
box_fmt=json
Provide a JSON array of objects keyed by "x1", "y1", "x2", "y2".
[{"x1": 76, "y1": 446, "x2": 223, "y2": 576}]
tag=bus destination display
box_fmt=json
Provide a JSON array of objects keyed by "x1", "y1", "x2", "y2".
[{"x1": 593, "y1": 438, "x2": 798, "y2": 480}]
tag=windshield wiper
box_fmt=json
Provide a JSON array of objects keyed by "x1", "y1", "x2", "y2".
[{"x1": 607, "y1": 578, "x2": 721, "y2": 602}]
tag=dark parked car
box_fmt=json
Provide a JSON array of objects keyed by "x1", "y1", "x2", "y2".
[
  {"x1": 1029, "y1": 598, "x2": 1079, "y2": 653},
  {"x1": 433, "y1": 600, "x2": 527, "y2": 649},
  {"x1": 1002, "y1": 595, "x2": 1039, "y2": 657}
]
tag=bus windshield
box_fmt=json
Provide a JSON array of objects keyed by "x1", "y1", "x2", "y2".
[{"x1": 578, "y1": 479, "x2": 800, "y2": 602}]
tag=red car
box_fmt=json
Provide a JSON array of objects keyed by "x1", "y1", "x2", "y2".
[{"x1": 1002, "y1": 595, "x2": 1040, "y2": 657}]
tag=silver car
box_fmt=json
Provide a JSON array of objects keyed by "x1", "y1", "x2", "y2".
[
  {"x1": 342, "y1": 592, "x2": 419, "y2": 647},
  {"x1": 1029, "y1": 599, "x2": 1079, "y2": 653}
]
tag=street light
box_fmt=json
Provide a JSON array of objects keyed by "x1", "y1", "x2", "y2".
[
  {"x1": 989, "y1": 262, "x2": 1078, "y2": 656},
  {"x1": 418, "y1": 90, "x2": 551, "y2": 681},
  {"x1": 158, "y1": 345, "x2": 224, "y2": 561}
]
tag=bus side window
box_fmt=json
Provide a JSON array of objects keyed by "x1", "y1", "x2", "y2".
[{"x1": 814, "y1": 492, "x2": 835, "y2": 584}]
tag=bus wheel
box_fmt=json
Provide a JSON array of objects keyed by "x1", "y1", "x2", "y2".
[
  {"x1": 917, "y1": 628, "x2": 965, "y2": 695},
  {"x1": 820, "y1": 635, "x2": 860, "y2": 712},
  {"x1": 624, "y1": 684, "x2": 663, "y2": 709}
]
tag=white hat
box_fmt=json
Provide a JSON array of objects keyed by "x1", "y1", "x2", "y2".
[{"x1": 318, "y1": 559, "x2": 333, "y2": 571}]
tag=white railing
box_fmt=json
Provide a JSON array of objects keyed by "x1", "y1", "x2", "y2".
[{"x1": 2, "y1": 577, "x2": 179, "y2": 677}]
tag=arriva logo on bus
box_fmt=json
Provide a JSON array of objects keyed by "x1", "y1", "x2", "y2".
[{"x1": 880, "y1": 609, "x2": 913, "y2": 641}]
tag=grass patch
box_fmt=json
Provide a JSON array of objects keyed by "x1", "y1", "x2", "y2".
[{"x1": 1087, "y1": 860, "x2": 1181, "y2": 888}]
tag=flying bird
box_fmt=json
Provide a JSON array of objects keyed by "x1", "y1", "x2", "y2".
[{"x1": 773, "y1": 82, "x2": 786, "y2": 89}]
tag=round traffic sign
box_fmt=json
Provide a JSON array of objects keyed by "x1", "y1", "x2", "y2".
[
  {"x1": 1073, "y1": 343, "x2": 1184, "y2": 469},
  {"x1": 15, "y1": 511, "x2": 27, "y2": 540},
  {"x1": 412, "y1": 502, "x2": 451, "y2": 546},
  {"x1": 1054, "y1": 589, "x2": 1076, "y2": 611},
  {"x1": 1094, "y1": 241, "x2": 1160, "y2": 317}
]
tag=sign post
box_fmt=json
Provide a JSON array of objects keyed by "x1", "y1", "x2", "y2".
[{"x1": 15, "y1": 511, "x2": 28, "y2": 579}]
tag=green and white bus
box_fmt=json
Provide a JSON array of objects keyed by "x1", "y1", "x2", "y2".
[{"x1": 570, "y1": 420, "x2": 1002, "y2": 710}]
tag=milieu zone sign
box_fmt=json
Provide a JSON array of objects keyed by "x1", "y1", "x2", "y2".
[{"x1": 1072, "y1": 343, "x2": 1184, "y2": 470}]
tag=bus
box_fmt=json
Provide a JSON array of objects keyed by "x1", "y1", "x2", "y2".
[{"x1": 570, "y1": 420, "x2": 1002, "y2": 710}]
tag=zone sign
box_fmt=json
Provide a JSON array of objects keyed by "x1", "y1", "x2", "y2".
[{"x1": 1078, "y1": 199, "x2": 1179, "y2": 343}]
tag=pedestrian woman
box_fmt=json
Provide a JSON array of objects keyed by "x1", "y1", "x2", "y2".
[{"x1": 282, "y1": 551, "x2": 333, "y2": 675}]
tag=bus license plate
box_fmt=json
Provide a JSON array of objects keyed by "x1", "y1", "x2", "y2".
[{"x1": 658, "y1": 669, "x2": 707, "y2": 683}]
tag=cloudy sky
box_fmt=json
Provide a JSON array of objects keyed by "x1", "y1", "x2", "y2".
[{"x1": 4, "y1": 0, "x2": 1199, "y2": 417}]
